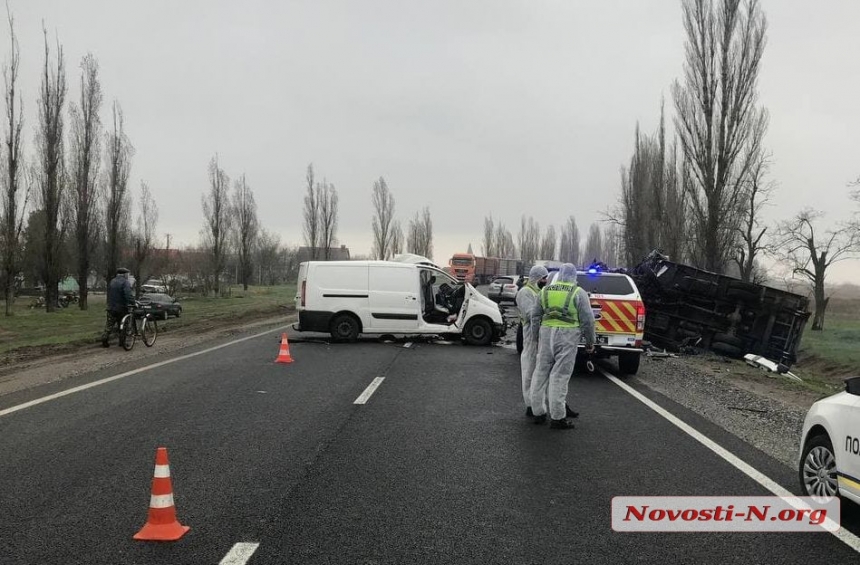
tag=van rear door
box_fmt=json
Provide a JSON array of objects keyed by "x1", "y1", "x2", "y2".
[{"x1": 367, "y1": 265, "x2": 420, "y2": 331}]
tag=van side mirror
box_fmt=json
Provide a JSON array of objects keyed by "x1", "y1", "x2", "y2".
[{"x1": 845, "y1": 377, "x2": 860, "y2": 396}]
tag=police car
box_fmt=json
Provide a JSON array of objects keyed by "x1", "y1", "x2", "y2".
[
  {"x1": 515, "y1": 264, "x2": 646, "y2": 375},
  {"x1": 798, "y1": 376, "x2": 860, "y2": 504}
]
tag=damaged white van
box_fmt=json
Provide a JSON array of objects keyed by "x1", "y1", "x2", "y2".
[{"x1": 294, "y1": 259, "x2": 505, "y2": 345}]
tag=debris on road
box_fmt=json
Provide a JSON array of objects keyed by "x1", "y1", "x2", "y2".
[{"x1": 744, "y1": 353, "x2": 803, "y2": 383}]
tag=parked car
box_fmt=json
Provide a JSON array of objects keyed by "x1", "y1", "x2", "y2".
[
  {"x1": 140, "y1": 279, "x2": 168, "y2": 294},
  {"x1": 139, "y1": 293, "x2": 182, "y2": 320},
  {"x1": 294, "y1": 259, "x2": 505, "y2": 345},
  {"x1": 798, "y1": 376, "x2": 860, "y2": 505},
  {"x1": 488, "y1": 276, "x2": 518, "y2": 303}
]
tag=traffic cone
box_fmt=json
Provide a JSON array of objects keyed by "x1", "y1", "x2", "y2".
[
  {"x1": 275, "y1": 333, "x2": 294, "y2": 364},
  {"x1": 133, "y1": 447, "x2": 190, "y2": 541}
]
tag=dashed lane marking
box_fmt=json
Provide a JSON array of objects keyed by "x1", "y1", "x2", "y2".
[
  {"x1": 354, "y1": 377, "x2": 385, "y2": 405},
  {"x1": 219, "y1": 542, "x2": 260, "y2": 565}
]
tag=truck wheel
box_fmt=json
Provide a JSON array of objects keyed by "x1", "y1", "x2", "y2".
[
  {"x1": 712, "y1": 333, "x2": 743, "y2": 348},
  {"x1": 711, "y1": 341, "x2": 742, "y2": 358},
  {"x1": 464, "y1": 318, "x2": 492, "y2": 346},
  {"x1": 516, "y1": 323, "x2": 524, "y2": 354},
  {"x1": 330, "y1": 313, "x2": 360, "y2": 343},
  {"x1": 618, "y1": 352, "x2": 641, "y2": 375}
]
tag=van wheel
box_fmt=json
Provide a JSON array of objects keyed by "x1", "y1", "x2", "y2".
[
  {"x1": 618, "y1": 352, "x2": 641, "y2": 375},
  {"x1": 330, "y1": 314, "x2": 360, "y2": 343},
  {"x1": 464, "y1": 318, "x2": 492, "y2": 346}
]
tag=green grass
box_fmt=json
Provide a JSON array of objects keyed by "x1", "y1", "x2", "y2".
[
  {"x1": 793, "y1": 297, "x2": 860, "y2": 388},
  {"x1": 0, "y1": 284, "x2": 297, "y2": 359}
]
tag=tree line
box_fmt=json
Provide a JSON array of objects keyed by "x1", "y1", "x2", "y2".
[{"x1": 608, "y1": 0, "x2": 859, "y2": 330}]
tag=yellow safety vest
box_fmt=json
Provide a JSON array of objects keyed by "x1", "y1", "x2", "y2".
[{"x1": 540, "y1": 281, "x2": 582, "y2": 328}]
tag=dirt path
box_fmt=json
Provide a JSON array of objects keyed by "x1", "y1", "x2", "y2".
[{"x1": 0, "y1": 315, "x2": 296, "y2": 398}]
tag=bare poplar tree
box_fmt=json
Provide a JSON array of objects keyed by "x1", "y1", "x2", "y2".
[
  {"x1": 302, "y1": 163, "x2": 319, "y2": 259},
  {"x1": 672, "y1": 0, "x2": 769, "y2": 272},
  {"x1": 233, "y1": 174, "x2": 258, "y2": 290},
  {"x1": 319, "y1": 180, "x2": 338, "y2": 260},
  {"x1": 540, "y1": 225, "x2": 557, "y2": 260},
  {"x1": 772, "y1": 209, "x2": 857, "y2": 331},
  {"x1": 103, "y1": 101, "x2": 133, "y2": 285},
  {"x1": 371, "y1": 176, "x2": 395, "y2": 259},
  {"x1": 36, "y1": 27, "x2": 67, "y2": 312},
  {"x1": 202, "y1": 155, "x2": 231, "y2": 295},
  {"x1": 733, "y1": 152, "x2": 772, "y2": 282},
  {"x1": 493, "y1": 222, "x2": 508, "y2": 257},
  {"x1": 69, "y1": 53, "x2": 102, "y2": 309},
  {"x1": 517, "y1": 216, "x2": 541, "y2": 264},
  {"x1": 1, "y1": 8, "x2": 28, "y2": 315},
  {"x1": 603, "y1": 225, "x2": 622, "y2": 267},
  {"x1": 482, "y1": 216, "x2": 495, "y2": 257},
  {"x1": 407, "y1": 206, "x2": 433, "y2": 259},
  {"x1": 389, "y1": 219, "x2": 404, "y2": 257},
  {"x1": 255, "y1": 228, "x2": 280, "y2": 285},
  {"x1": 583, "y1": 223, "x2": 604, "y2": 265},
  {"x1": 558, "y1": 216, "x2": 580, "y2": 265},
  {"x1": 131, "y1": 181, "x2": 157, "y2": 299}
]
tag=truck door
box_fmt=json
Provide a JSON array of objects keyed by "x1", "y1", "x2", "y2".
[{"x1": 367, "y1": 265, "x2": 420, "y2": 331}]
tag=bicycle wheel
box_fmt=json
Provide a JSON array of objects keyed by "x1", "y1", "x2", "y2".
[
  {"x1": 142, "y1": 317, "x2": 158, "y2": 347},
  {"x1": 120, "y1": 315, "x2": 136, "y2": 351}
]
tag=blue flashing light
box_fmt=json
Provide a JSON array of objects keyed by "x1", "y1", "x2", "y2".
[{"x1": 587, "y1": 268, "x2": 598, "y2": 275}]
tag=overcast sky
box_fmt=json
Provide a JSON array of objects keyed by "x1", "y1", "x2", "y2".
[{"x1": 7, "y1": 1, "x2": 860, "y2": 282}]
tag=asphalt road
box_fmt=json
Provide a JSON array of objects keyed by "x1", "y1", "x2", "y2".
[{"x1": 1, "y1": 322, "x2": 859, "y2": 564}]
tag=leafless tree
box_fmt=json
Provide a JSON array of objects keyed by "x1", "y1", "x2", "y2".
[
  {"x1": 583, "y1": 223, "x2": 603, "y2": 265},
  {"x1": 202, "y1": 155, "x2": 231, "y2": 295},
  {"x1": 69, "y1": 53, "x2": 102, "y2": 310},
  {"x1": 733, "y1": 152, "x2": 773, "y2": 283},
  {"x1": 1, "y1": 7, "x2": 28, "y2": 315},
  {"x1": 319, "y1": 180, "x2": 338, "y2": 260},
  {"x1": 603, "y1": 225, "x2": 622, "y2": 267},
  {"x1": 496, "y1": 226, "x2": 516, "y2": 258},
  {"x1": 517, "y1": 215, "x2": 541, "y2": 264},
  {"x1": 772, "y1": 209, "x2": 858, "y2": 331},
  {"x1": 131, "y1": 181, "x2": 157, "y2": 299},
  {"x1": 103, "y1": 101, "x2": 133, "y2": 285},
  {"x1": 255, "y1": 228, "x2": 280, "y2": 285},
  {"x1": 232, "y1": 174, "x2": 258, "y2": 290},
  {"x1": 614, "y1": 107, "x2": 687, "y2": 266},
  {"x1": 36, "y1": 26, "x2": 68, "y2": 312},
  {"x1": 407, "y1": 206, "x2": 433, "y2": 259},
  {"x1": 371, "y1": 176, "x2": 395, "y2": 259},
  {"x1": 481, "y1": 216, "x2": 495, "y2": 257},
  {"x1": 672, "y1": 0, "x2": 769, "y2": 272},
  {"x1": 558, "y1": 216, "x2": 580, "y2": 266},
  {"x1": 539, "y1": 225, "x2": 557, "y2": 261},
  {"x1": 302, "y1": 163, "x2": 319, "y2": 259},
  {"x1": 389, "y1": 219, "x2": 404, "y2": 256}
]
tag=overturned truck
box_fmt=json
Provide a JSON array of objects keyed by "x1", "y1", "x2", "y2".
[{"x1": 629, "y1": 252, "x2": 811, "y2": 367}]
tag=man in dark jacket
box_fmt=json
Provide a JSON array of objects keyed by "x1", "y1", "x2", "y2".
[{"x1": 101, "y1": 267, "x2": 134, "y2": 347}]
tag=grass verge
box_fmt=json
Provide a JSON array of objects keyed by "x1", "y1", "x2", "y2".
[{"x1": 0, "y1": 284, "x2": 297, "y2": 363}]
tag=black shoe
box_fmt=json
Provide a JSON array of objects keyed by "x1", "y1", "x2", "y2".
[
  {"x1": 550, "y1": 418, "x2": 576, "y2": 430},
  {"x1": 565, "y1": 404, "x2": 579, "y2": 419},
  {"x1": 533, "y1": 414, "x2": 547, "y2": 425},
  {"x1": 526, "y1": 406, "x2": 534, "y2": 418},
  {"x1": 101, "y1": 339, "x2": 110, "y2": 348}
]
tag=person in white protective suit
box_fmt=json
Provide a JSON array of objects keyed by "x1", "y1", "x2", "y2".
[
  {"x1": 516, "y1": 265, "x2": 548, "y2": 417},
  {"x1": 529, "y1": 263, "x2": 596, "y2": 429}
]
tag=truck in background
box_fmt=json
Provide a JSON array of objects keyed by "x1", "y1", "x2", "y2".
[{"x1": 449, "y1": 253, "x2": 523, "y2": 285}]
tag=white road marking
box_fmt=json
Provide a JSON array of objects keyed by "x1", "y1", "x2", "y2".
[
  {"x1": 0, "y1": 325, "x2": 289, "y2": 419},
  {"x1": 354, "y1": 377, "x2": 385, "y2": 405},
  {"x1": 219, "y1": 542, "x2": 260, "y2": 565},
  {"x1": 602, "y1": 369, "x2": 860, "y2": 553}
]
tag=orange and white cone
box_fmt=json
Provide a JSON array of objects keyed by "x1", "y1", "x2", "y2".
[
  {"x1": 275, "y1": 333, "x2": 294, "y2": 364},
  {"x1": 133, "y1": 447, "x2": 190, "y2": 541}
]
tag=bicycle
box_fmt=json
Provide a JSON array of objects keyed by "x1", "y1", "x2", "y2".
[{"x1": 119, "y1": 301, "x2": 158, "y2": 351}]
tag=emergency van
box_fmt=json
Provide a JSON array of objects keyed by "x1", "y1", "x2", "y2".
[
  {"x1": 294, "y1": 259, "x2": 506, "y2": 345},
  {"x1": 516, "y1": 267, "x2": 646, "y2": 374}
]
